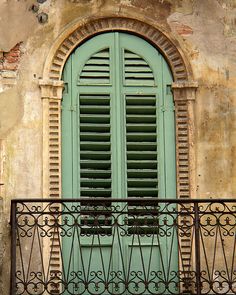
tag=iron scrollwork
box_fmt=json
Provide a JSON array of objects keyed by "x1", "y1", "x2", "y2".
[{"x1": 11, "y1": 198, "x2": 236, "y2": 294}]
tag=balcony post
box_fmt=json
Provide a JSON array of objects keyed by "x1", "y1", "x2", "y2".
[
  {"x1": 194, "y1": 202, "x2": 201, "y2": 295},
  {"x1": 10, "y1": 200, "x2": 16, "y2": 295}
]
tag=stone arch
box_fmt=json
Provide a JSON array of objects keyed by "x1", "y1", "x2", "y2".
[{"x1": 43, "y1": 16, "x2": 192, "y2": 82}]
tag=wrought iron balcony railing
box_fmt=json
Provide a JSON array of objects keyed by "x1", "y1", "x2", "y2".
[{"x1": 11, "y1": 198, "x2": 236, "y2": 295}]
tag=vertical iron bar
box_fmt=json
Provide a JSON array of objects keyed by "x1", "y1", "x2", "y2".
[
  {"x1": 194, "y1": 202, "x2": 201, "y2": 295},
  {"x1": 10, "y1": 201, "x2": 17, "y2": 295}
]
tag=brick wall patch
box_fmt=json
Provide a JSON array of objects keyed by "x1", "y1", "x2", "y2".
[
  {"x1": 169, "y1": 21, "x2": 193, "y2": 36},
  {"x1": 0, "y1": 42, "x2": 23, "y2": 91}
]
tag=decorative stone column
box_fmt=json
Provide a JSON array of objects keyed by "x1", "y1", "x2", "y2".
[
  {"x1": 39, "y1": 79, "x2": 64, "y2": 292},
  {"x1": 39, "y1": 79, "x2": 64, "y2": 199},
  {"x1": 172, "y1": 80, "x2": 198, "y2": 292},
  {"x1": 172, "y1": 81, "x2": 198, "y2": 200}
]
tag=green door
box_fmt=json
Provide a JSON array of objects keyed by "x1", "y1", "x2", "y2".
[{"x1": 62, "y1": 32, "x2": 177, "y2": 294}]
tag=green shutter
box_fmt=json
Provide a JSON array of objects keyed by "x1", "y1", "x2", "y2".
[
  {"x1": 62, "y1": 32, "x2": 177, "y2": 294},
  {"x1": 62, "y1": 32, "x2": 176, "y2": 201}
]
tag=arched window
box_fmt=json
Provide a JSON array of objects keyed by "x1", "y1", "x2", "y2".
[
  {"x1": 62, "y1": 32, "x2": 176, "y2": 201},
  {"x1": 60, "y1": 32, "x2": 178, "y2": 294}
]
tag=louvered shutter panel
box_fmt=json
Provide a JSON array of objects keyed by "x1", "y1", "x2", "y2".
[
  {"x1": 121, "y1": 44, "x2": 159, "y2": 199},
  {"x1": 126, "y1": 94, "x2": 158, "y2": 198},
  {"x1": 124, "y1": 49, "x2": 155, "y2": 86},
  {"x1": 76, "y1": 43, "x2": 114, "y2": 237},
  {"x1": 77, "y1": 47, "x2": 112, "y2": 199},
  {"x1": 63, "y1": 32, "x2": 176, "y2": 201},
  {"x1": 79, "y1": 93, "x2": 112, "y2": 198},
  {"x1": 78, "y1": 48, "x2": 110, "y2": 85}
]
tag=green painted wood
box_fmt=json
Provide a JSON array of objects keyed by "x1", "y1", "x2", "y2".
[{"x1": 62, "y1": 32, "x2": 177, "y2": 294}]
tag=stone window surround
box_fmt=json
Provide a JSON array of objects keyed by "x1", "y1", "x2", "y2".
[
  {"x1": 39, "y1": 16, "x2": 198, "y2": 202},
  {"x1": 38, "y1": 16, "x2": 198, "y2": 280}
]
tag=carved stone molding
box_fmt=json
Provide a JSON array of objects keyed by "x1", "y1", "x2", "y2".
[
  {"x1": 171, "y1": 82, "x2": 198, "y2": 199},
  {"x1": 172, "y1": 81, "x2": 198, "y2": 101},
  {"x1": 171, "y1": 81, "x2": 198, "y2": 275},
  {"x1": 44, "y1": 17, "x2": 192, "y2": 82},
  {"x1": 39, "y1": 79, "x2": 64, "y2": 100},
  {"x1": 39, "y1": 79, "x2": 64, "y2": 200}
]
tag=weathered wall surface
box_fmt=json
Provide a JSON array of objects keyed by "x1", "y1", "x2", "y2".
[{"x1": 0, "y1": 0, "x2": 235, "y2": 293}]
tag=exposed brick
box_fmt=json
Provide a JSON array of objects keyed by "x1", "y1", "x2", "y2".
[
  {"x1": 2, "y1": 64, "x2": 18, "y2": 71},
  {"x1": 1, "y1": 42, "x2": 23, "y2": 72},
  {"x1": 5, "y1": 57, "x2": 18, "y2": 63},
  {"x1": 171, "y1": 21, "x2": 193, "y2": 36}
]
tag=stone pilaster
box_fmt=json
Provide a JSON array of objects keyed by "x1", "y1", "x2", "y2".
[
  {"x1": 172, "y1": 81, "x2": 198, "y2": 199},
  {"x1": 39, "y1": 79, "x2": 64, "y2": 199}
]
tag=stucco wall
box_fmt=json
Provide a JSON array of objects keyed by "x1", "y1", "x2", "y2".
[{"x1": 0, "y1": 0, "x2": 236, "y2": 293}]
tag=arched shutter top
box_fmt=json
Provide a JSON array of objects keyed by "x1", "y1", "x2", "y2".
[
  {"x1": 63, "y1": 32, "x2": 175, "y2": 201},
  {"x1": 78, "y1": 48, "x2": 111, "y2": 85},
  {"x1": 123, "y1": 49, "x2": 155, "y2": 86}
]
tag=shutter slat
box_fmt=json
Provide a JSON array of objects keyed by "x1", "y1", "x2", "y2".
[
  {"x1": 80, "y1": 133, "x2": 110, "y2": 141},
  {"x1": 125, "y1": 60, "x2": 150, "y2": 66},
  {"x1": 80, "y1": 151, "x2": 111, "y2": 160},
  {"x1": 127, "y1": 162, "x2": 157, "y2": 169},
  {"x1": 127, "y1": 170, "x2": 157, "y2": 178},
  {"x1": 80, "y1": 72, "x2": 110, "y2": 78},
  {"x1": 125, "y1": 73, "x2": 155, "y2": 79},
  {"x1": 81, "y1": 181, "x2": 111, "y2": 189},
  {"x1": 126, "y1": 97, "x2": 156, "y2": 105},
  {"x1": 127, "y1": 143, "x2": 157, "y2": 150},
  {"x1": 80, "y1": 124, "x2": 110, "y2": 132},
  {"x1": 86, "y1": 60, "x2": 109, "y2": 65},
  {"x1": 126, "y1": 107, "x2": 156, "y2": 114},
  {"x1": 80, "y1": 162, "x2": 111, "y2": 169},
  {"x1": 81, "y1": 189, "x2": 112, "y2": 197},
  {"x1": 128, "y1": 187, "x2": 158, "y2": 197},
  {"x1": 128, "y1": 179, "x2": 158, "y2": 187},
  {"x1": 80, "y1": 95, "x2": 110, "y2": 103},
  {"x1": 80, "y1": 142, "x2": 110, "y2": 151},
  {"x1": 126, "y1": 124, "x2": 156, "y2": 132},
  {"x1": 127, "y1": 152, "x2": 157, "y2": 160},
  {"x1": 125, "y1": 67, "x2": 154, "y2": 73},
  {"x1": 126, "y1": 115, "x2": 156, "y2": 123},
  {"x1": 127, "y1": 134, "x2": 157, "y2": 141},
  {"x1": 82, "y1": 65, "x2": 109, "y2": 71},
  {"x1": 80, "y1": 115, "x2": 110, "y2": 123},
  {"x1": 80, "y1": 106, "x2": 110, "y2": 114},
  {"x1": 92, "y1": 51, "x2": 110, "y2": 58},
  {"x1": 81, "y1": 170, "x2": 111, "y2": 177}
]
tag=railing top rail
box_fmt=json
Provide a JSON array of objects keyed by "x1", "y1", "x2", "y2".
[{"x1": 10, "y1": 197, "x2": 236, "y2": 203}]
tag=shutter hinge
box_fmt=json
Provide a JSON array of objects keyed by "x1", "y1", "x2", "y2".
[
  {"x1": 166, "y1": 84, "x2": 172, "y2": 95},
  {"x1": 61, "y1": 105, "x2": 76, "y2": 111},
  {"x1": 161, "y1": 105, "x2": 165, "y2": 112},
  {"x1": 63, "y1": 82, "x2": 68, "y2": 94},
  {"x1": 69, "y1": 105, "x2": 77, "y2": 112},
  {"x1": 161, "y1": 105, "x2": 175, "y2": 112}
]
